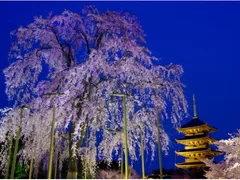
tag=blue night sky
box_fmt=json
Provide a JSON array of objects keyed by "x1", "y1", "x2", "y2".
[{"x1": 1, "y1": 1, "x2": 240, "y2": 175}]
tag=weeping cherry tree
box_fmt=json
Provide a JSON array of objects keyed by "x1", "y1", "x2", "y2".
[{"x1": 0, "y1": 6, "x2": 188, "y2": 178}]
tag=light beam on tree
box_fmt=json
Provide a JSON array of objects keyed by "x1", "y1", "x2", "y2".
[
  {"x1": 29, "y1": 155, "x2": 34, "y2": 179},
  {"x1": 54, "y1": 127, "x2": 60, "y2": 179},
  {"x1": 84, "y1": 122, "x2": 89, "y2": 179},
  {"x1": 138, "y1": 125, "x2": 145, "y2": 179},
  {"x1": 48, "y1": 106, "x2": 55, "y2": 179},
  {"x1": 10, "y1": 106, "x2": 29, "y2": 179}
]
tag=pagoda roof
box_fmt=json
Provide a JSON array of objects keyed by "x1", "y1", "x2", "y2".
[
  {"x1": 176, "y1": 118, "x2": 217, "y2": 135},
  {"x1": 181, "y1": 118, "x2": 206, "y2": 128},
  {"x1": 177, "y1": 95, "x2": 217, "y2": 134}
]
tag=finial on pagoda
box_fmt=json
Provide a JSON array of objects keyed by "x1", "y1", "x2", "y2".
[{"x1": 193, "y1": 94, "x2": 197, "y2": 119}]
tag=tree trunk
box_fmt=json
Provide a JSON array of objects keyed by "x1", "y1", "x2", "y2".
[
  {"x1": 67, "y1": 122, "x2": 78, "y2": 179},
  {"x1": 67, "y1": 157, "x2": 78, "y2": 179},
  {"x1": 5, "y1": 136, "x2": 13, "y2": 179}
]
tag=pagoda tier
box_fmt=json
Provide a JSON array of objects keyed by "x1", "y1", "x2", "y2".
[
  {"x1": 175, "y1": 147, "x2": 222, "y2": 158},
  {"x1": 175, "y1": 95, "x2": 222, "y2": 170},
  {"x1": 176, "y1": 134, "x2": 216, "y2": 146},
  {"x1": 175, "y1": 162, "x2": 205, "y2": 169},
  {"x1": 176, "y1": 118, "x2": 216, "y2": 135}
]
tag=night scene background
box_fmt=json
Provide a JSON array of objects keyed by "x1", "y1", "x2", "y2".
[{"x1": 0, "y1": 1, "x2": 240, "y2": 176}]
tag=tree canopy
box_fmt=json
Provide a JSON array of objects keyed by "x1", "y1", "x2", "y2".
[{"x1": 0, "y1": 6, "x2": 187, "y2": 178}]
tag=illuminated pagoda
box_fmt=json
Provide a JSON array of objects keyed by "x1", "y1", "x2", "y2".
[{"x1": 175, "y1": 95, "x2": 222, "y2": 171}]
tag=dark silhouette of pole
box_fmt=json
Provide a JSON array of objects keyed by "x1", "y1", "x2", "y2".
[{"x1": 48, "y1": 105, "x2": 56, "y2": 179}]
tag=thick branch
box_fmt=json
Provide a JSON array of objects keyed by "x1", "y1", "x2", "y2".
[
  {"x1": 80, "y1": 32, "x2": 91, "y2": 55},
  {"x1": 96, "y1": 32, "x2": 103, "y2": 50}
]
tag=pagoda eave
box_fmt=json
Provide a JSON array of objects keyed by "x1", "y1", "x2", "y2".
[
  {"x1": 175, "y1": 148, "x2": 222, "y2": 158},
  {"x1": 175, "y1": 162, "x2": 206, "y2": 169},
  {"x1": 175, "y1": 136, "x2": 217, "y2": 145},
  {"x1": 177, "y1": 124, "x2": 216, "y2": 135}
]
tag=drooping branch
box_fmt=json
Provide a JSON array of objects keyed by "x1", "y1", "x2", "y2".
[{"x1": 96, "y1": 32, "x2": 103, "y2": 50}]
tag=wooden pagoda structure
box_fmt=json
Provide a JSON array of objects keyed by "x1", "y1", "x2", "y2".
[{"x1": 175, "y1": 95, "x2": 222, "y2": 170}]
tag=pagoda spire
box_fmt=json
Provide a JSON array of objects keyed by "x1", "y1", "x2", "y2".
[{"x1": 193, "y1": 94, "x2": 197, "y2": 119}]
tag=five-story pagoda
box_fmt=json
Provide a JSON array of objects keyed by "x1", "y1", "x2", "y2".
[{"x1": 175, "y1": 95, "x2": 222, "y2": 171}]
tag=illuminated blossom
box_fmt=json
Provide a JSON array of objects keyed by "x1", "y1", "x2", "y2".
[{"x1": 204, "y1": 130, "x2": 240, "y2": 178}]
